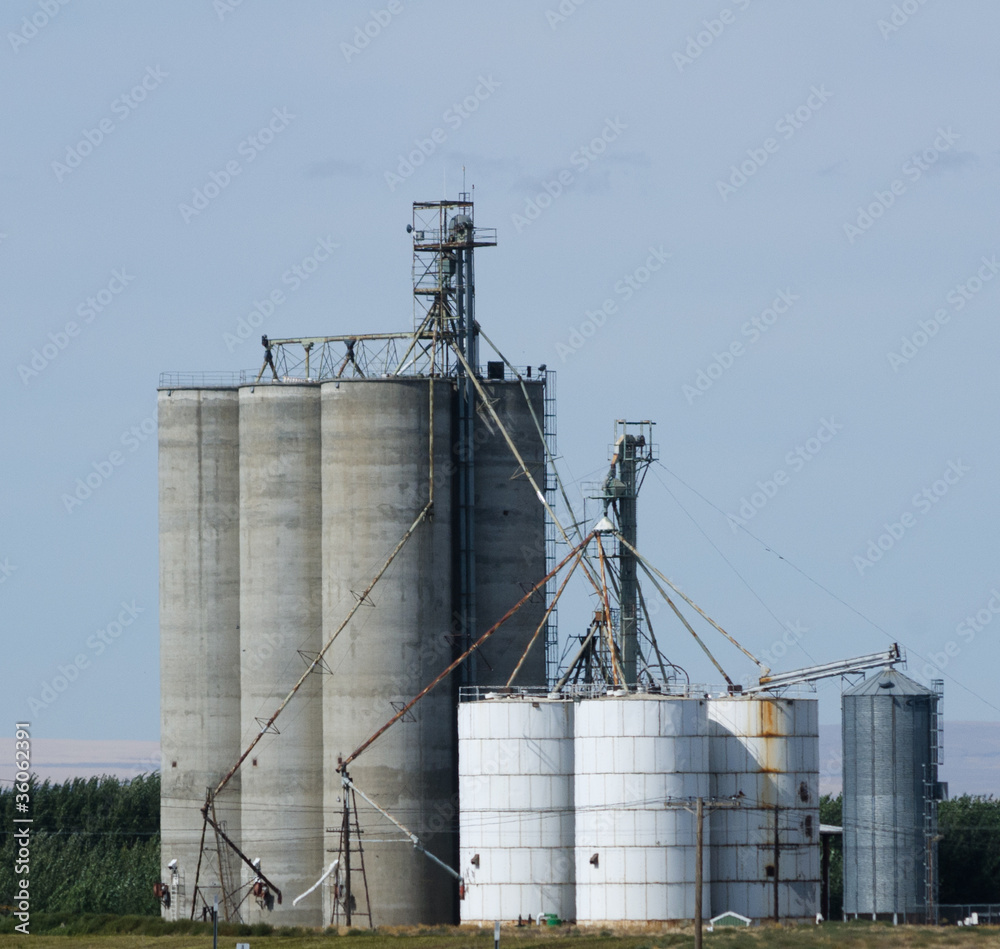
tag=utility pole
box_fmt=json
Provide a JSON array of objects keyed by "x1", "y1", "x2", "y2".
[
  {"x1": 695, "y1": 797, "x2": 704, "y2": 945},
  {"x1": 773, "y1": 805, "x2": 780, "y2": 922},
  {"x1": 664, "y1": 796, "x2": 742, "y2": 949}
]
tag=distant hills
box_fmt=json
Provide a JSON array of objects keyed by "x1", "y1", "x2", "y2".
[
  {"x1": 1, "y1": 724, "x2": 995, "y2": 797},
  {"x1": 0, "y1": 738, "x2": 159, "y2": 786}
]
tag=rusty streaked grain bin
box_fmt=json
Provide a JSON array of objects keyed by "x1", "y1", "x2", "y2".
[{"x1": 708, "y1": 696, "x2": 820, "y2": 921}]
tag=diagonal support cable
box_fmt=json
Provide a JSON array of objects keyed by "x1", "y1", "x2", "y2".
[
  {"x1": 632, "y1": 555, "x2": 735, "y2": 691},
  {"x1": 616, "y1": 533, "x2": 765, "y2": 673},
  {"x1": 210, "y1": 502, "x2": 433, "y2": 802},
  {"x1": 505, "y1": 541, "x2": 586, "y2": 687},
  {"x1": 339, "y1": 531, "x2": 595, "y2": 770}
]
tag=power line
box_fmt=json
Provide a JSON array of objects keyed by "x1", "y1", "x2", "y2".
[{"x1": 654, "y1": 463, "x2": 1000, "y2": 716}]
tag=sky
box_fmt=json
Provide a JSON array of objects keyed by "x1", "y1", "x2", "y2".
[{"x1": 3, "y1": 1, "x2": 1000, "y2": 758}]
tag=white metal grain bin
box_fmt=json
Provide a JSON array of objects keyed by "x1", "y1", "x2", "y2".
[
  {"x1": 707, "y1": 696, "x2": 820, "y2": 921},
  {"x1": 575, "y1": 696, "x2": 710, "y2": 923},
  {"x1": 459, "y1": 695, "x2": 575, "y2": 923}
]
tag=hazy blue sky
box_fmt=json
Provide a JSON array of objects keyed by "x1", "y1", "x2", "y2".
[{"x1": 4, "y1": 1, "x2": 1000, "y2": 764}]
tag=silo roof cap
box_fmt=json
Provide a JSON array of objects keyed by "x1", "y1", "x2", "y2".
[{"x1": 843, "y1": 667, "x2": 936, "y2": 697}]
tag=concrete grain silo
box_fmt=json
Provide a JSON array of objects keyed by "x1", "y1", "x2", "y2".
[
  {"x1": 842, "y1": 669, "x2": 940, "y2": 922},
  {"x1": 320, "y1": 378, "x2": 458, "y2": 926},
  {"x1": 471, "y1": 380, "x2": 548, "y2": 687},
  {"x1": 158, "y1": 387, "x2": 242, "y2": 913},
  {"x1": 238, "y1": 384, "x2": 324, "y2": 926},
  {"x1": 707, "y1": 696, "x2": 820, "y2": 921}
]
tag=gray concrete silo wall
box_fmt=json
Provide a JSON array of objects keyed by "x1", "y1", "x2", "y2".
[
  {"x1": 238, "y1": 384, "x2": 324, "y2": 926},
  {"x1": 158, "y1": 388, "x2": 242, "y2": 910},
  {"x1": 472, "y1": 380, "x2": 547, "y2": 688},
  {"x1": 321, "y1": 378, "x2": 458, "y2": 926}
]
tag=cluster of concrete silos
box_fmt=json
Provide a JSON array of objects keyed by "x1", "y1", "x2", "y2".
[{"x1": 159, "y1": 375, "x2": 547, "y2": 927}]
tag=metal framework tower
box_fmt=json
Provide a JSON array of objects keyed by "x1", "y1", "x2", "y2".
[
  {"x1": 411, "y1": 198, "x2": 496, "y2": 681},
  {"x1": 596, "y1": 420, "x2": 656, "y2": 686}
]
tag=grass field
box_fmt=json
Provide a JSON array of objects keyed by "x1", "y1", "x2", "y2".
[{"x1": 1, "y1": 920, "x2": 998, "y2": 949}]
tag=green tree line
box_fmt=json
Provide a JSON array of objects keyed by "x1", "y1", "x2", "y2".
[
  {"x1": 821, "y1": 793, "x2": 1000, "y2": 913},
  {"x1": 2, "y1": 775, "x2": 996, "y2": 920},
  {"x1": 1, "y1": 773, "x2": 160, "y2": 915}
]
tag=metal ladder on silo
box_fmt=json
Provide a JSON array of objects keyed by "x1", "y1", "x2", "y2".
[
  {"x1": 542, "y1": 369, "x2": 559, "y2": 684},
  {"x1": 923, "y1": 680, "x2": 944, "y2": 924},
  {"x1": 327, "y1": 782, "x2": 372, "y2": 929}
]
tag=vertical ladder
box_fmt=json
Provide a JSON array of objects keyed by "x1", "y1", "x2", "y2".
[
  {"x1": 542, "y1": 369, "x2": 559, "y2": 684},
  {"x1": 923, "y1": 680, "x2": 944, "y2": 924},
  {"x1": 329, "y1": 782, "x2": 372, "y2": 928}
]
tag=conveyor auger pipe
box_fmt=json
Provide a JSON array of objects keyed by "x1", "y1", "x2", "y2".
[
  {"x1": 746, "y1": 643, "x2": 903, "y2": 692},
  {"x1": 341, "y1": 774, "x2": 462, "y2": 883}
]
